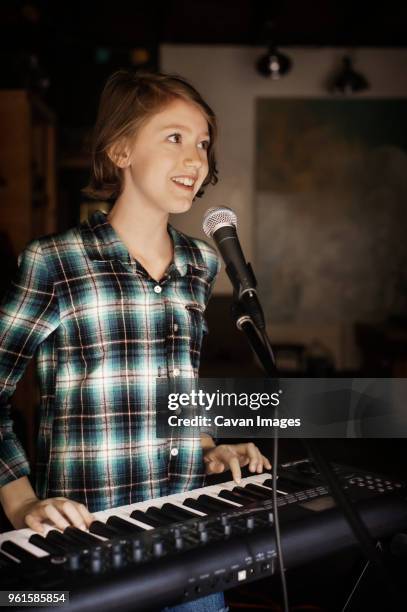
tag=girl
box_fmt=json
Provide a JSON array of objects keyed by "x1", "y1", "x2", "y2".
[{"x1": 0, "y1": 70, "x2": 270, "y2": 611}]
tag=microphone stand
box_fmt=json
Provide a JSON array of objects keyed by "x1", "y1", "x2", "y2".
[
  {"x1": 231, "y1": 299, "x2": 277, "y2": 377},
  {"x1": 231, "y1": 293, "x2": 289, "y2": 611},
  {"x1": 231, "y1": 289, "x2": 402, "y2": 608}
]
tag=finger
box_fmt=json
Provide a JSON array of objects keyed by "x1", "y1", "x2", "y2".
[
  {"x1": 244, "y1": 442, "x2": 261, "y2": 473},
  {"x1": 24, "y1": 513, "x2": 46, "y2": 535},
  {"x1": 59, "y1": 501, "x2": 87, "y2": 530},
  {"x1": 262, "y1": 455, "x2": 272, "y2": 470},
  {"x1": 206, "y1": 460, "x2": 225, "y2": 474},
  {"x1": 42, "y1": 503, "x2": 70, "y2": 531},
  {"x1": 76, "y1": 504, "x2": 95, "y2": 528},
  {"x1": 204, "y1": 446, "x2": 232, "y2": 466},
  {"x1": 238, "y1": 455, "x2": 250, "y2": 467},
  {"x1": 228, "y1": 456, "x2": 242, "y2": 484},
  {"x1": 256, "y1": 454, "x2": 272, "y2": 473},
  {"x1": 231, "y1": 443, "x2": 256, "y2": 472},
  {"x1": 203, "y1": 450, "x2": 217, "y2": 464}
]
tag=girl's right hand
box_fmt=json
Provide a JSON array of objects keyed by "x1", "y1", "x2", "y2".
[{"x1": 12, "y1": 497, "x2": 95, "y2": 535}]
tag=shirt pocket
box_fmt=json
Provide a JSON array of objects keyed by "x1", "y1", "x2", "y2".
[{"x1": 185, "y1": 302, "x2": 208, "y2": 372}]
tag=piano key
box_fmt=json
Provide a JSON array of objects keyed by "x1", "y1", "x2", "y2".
[
  {"x1": 244, "y1": 483, "x2": 273, "y2": 498},
  {"x1": 197, "y1": 494, "x2": 239, "y2": 511},
  {"x1": 217, "y1": 490, "x2": 251, "y2": 505},
  {"x1": 29, "y1": 533, "x2": 66, "y2": 556},
  {"x1": 183, "y1": 497, "x2": 228, "y2": 514},
  {"x1": 160, "y1": 503, "x2": 202, "y2": 521},
  {"x1": 182, "y1": 497, "x2": 211, "y2": 513},
  {"x1": 64, "y1": 527, "x2": 105, "y2": 547},
  {"x1": 130, "y1": 509, "x2": 163, "y2": 528},
  {"x1": 89, "y1": 521, "x2": 121, "y2": 539},
  {"x1": 231, "y1": 486, "x2": 267, "y2": 501},
  {"x1": 46, "y1": 530, "x2": 79, "y2": 553},
  {"x1": 1, "y1": 540, "x2": 39, "y2": 564},
  {"x1": 144, "y1": 507, "x2": 175, "y2": 526},
  {"x1": 106, "y1": 516, "x2": 146, "y2": 534},
  {"x1": 167, "y1": 501, "x2": 207, "y2": 516}
]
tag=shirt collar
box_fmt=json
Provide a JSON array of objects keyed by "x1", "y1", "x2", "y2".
[{"x1": 80, "y1": 209, "x2": 208, "y2": 277}]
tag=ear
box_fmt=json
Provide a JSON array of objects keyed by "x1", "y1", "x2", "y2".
[{"x1": 107, "y1": 140, "x2": 131, "y2": 169}]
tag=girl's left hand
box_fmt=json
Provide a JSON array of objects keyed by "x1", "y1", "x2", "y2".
[{"x1": 203, "y1": 442, "x2": 271, "y2": 484}]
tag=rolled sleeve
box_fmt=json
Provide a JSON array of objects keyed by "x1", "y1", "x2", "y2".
[{"x1": 0, "y1": 240, "x2": 59, "y2": 487}]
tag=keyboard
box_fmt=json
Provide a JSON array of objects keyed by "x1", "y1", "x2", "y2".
[{"x1": 1, "y1": 460, "x2": 406, "y2": 611}]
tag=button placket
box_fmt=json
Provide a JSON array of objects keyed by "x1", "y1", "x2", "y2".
[
  {"x1": 163, "y1": 296, "x2": 180, "y2": 380},
  {"x1": 153, "y1": 284, "x2": 168, "y2": 380}
]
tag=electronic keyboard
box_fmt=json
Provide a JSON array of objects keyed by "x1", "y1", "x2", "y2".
[{"x1": 1, "y1": 459, "x2": 406, "y2": 611}]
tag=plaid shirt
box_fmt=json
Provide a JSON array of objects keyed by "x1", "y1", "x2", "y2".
[{"x1": 0, "y1": 210, "x2": 219, "y2": 512}]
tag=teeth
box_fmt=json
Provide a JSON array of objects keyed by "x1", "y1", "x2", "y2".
[{"x1": 172, "y1": 177, "x2": 194, "y2": 187}]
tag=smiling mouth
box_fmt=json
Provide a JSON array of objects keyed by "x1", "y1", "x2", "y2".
[
  {"x1": 171, "y1": 177, "x2": 196, "y2": 191},
  {"x1": 171, "y1": 180, "x2": 194, "y2": 192}
]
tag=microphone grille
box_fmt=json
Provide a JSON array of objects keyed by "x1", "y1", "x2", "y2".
[{"x1": 202, "y1": 206, "x2": 237, "y2": 238}]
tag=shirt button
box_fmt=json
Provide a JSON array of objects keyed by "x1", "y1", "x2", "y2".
[
  {"x1": 170, "y1": 448, "x2": 178, "y2": 457},
  {"x1": 173, "y1": 368, "x2": 180, "y2": 377},
  {"x1": 154, "y1": 285, "x2": 162, "y2": 294},
  {"x1": 173, "y1": 323, "x2": 179, "y2": 332}
]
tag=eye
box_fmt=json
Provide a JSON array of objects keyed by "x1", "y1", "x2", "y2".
[
  {"x1": 198, "y1": 140, "x2": 210, "y2": 150},
  {"x1": 167, "y1": 133, "x2": 182, "y2": 143}
]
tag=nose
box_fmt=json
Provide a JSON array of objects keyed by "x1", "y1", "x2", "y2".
[{"x1": 183, "y1": 147, "x2": 203, "y2": 170}]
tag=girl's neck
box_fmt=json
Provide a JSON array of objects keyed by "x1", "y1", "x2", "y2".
[
  {"x1": 107, "y1": 196, "x2": 174, "y2": 282},
  {"x1": 108, "y1": 196, "x2": 170, "y2": 257}
]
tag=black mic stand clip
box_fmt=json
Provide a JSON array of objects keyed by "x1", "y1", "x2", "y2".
[{"x1": 226, "y1": 261, "x2": 266, "y2": 331}]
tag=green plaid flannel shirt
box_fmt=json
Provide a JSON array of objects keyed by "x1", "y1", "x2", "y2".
[{"x1": 0, "y1": 210, "x2": 219, "y2": 512}]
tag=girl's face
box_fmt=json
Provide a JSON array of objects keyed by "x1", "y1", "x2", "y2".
[{"x1": 121, "y1": 98, "x2": 210, "y2": 216}]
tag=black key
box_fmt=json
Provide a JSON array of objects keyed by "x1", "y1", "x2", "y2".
[
  {"x1": 130, "y1": 509, "x2": 162, "y2": 528},
  {"x1": 29, "y1": 534, "x2": 66, "y2": 556},
  {"x1": 88, "y1": 521, "x2": 120, "y2": 539},
  {"x1": 184, "y1": 497, "x2": 216, "y2": 514},
  {"x1": 46, "y1": 530, "x2": 79, "y2": 553},
  {"x1": 183, "y1": 497, "x2": 213, "y2": 513},
  {"x1": 145, "y1": 507, "x2": 175, "y2": 526},
  {"x1": 232, "y1": 487, "x2": 265, "y2": 501},
  {"x1": 245, "y1": 484, "x2": 272, "y2": 498},
  {"x1": 64, "y1": 527, "x2": 105, "y2": 546},
  {"x1": 197, "y1": 494, "x2": 237, "y2": 511},
  {"x1": 1, "y1": 541, "x2": 38, "y2": 564},
  {"x1": 160, "y1": 503, "x2": 200, "y2": 521},
  {"x1": 218, "y1": 490, "x2": 249, "y2": 505},
  {"x1": 107, "y1": 516, "x2": 146, "y2": 534}
]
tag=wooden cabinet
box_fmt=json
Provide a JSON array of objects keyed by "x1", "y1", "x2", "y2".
[
  {"x1": 0, "y1": 90, "x2": 56, "y2": 253},
  {"x1": 0, "y1": 90, "x2": 57, "y2": 466}
]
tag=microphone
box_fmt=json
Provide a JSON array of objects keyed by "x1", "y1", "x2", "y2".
[{"x1": 203, "y1": 206, "x2": 265, "y2": 330}]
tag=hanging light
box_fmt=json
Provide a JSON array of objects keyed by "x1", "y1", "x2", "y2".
[
  {"x1": 256, "y1": 44, "x2": 292, "y2": 79},
  {"x1": 329, "y1": 56, "x2": 369, "y2": 94}
]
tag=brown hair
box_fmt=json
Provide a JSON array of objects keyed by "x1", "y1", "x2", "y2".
[{"x1": 83, "y1": 70, "x2": 219, "y2": 201}]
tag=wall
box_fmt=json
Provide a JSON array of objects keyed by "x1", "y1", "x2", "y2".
[{"x1": 162, "y1": 46, "x2": 407, "y2": 368}]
